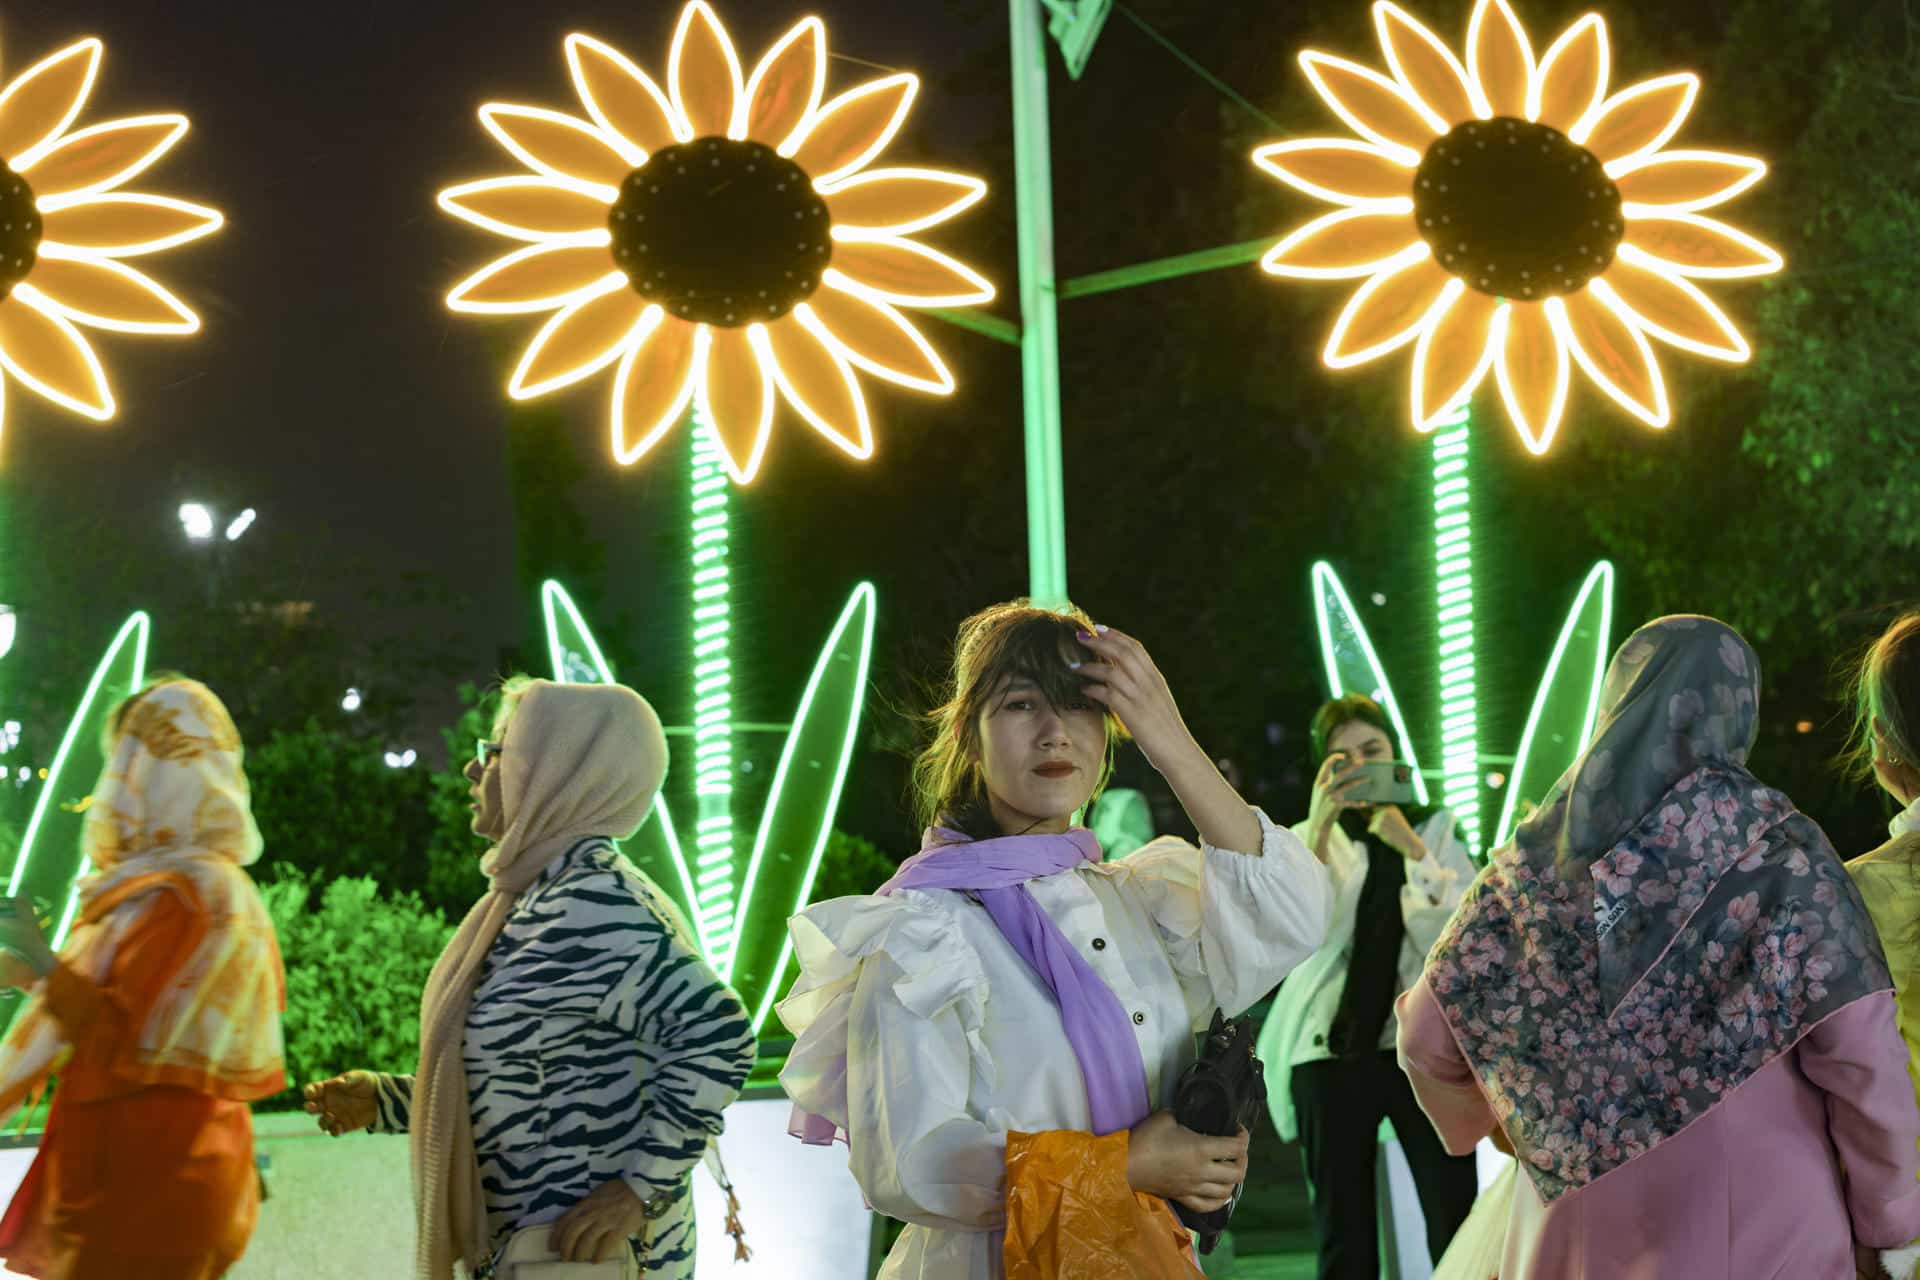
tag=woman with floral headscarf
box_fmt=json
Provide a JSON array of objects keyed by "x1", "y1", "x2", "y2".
[
  {"x1": 0, "y1": 677, "x2": 286, "y2": 1279},
  {"x1": 1398, "y1": 616, "x2": 1920, "y2": 1279}
]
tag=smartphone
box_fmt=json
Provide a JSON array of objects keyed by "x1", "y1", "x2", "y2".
[{"x1": 1345, "y1": 759, "x2": 1419, "y2": 805}]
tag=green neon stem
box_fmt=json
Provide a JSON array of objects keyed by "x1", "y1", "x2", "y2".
[
  {"x1": 1430, "y1": 408, "x2": 1481, "y2": 858},
  {"x1": 10, "y1": 613, "x2": 149, "y2": 953},
  {"x1": 688, "y1": 411, "x2": 737, "y2": 973},
  {"x1": 1492, "y1": 562, "x2": 1615, "y2": 849},
  {"x1": 1010, "y1": 0, "x2": 1069, "y2": 607}
]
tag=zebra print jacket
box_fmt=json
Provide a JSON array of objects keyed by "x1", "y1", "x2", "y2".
[{"x1": 371, "y1": 836, "x2": 756, "y2": 1277}]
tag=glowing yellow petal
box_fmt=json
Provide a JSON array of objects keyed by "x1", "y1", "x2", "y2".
[
  {"x1": 806, "y1": 277, "x2": 954, "y2": 393},
  {"x1": 1411, "y1": 280, "x2": 1500, "y2": 426},
  {"x1": 17, "y1": 115, "x2": 187, "y2": 200},
  {"x1": 1532, "y1": 15, "x2": 1608, "y2": 131},
  {"x1": 1494, "y1": 301, "x2": 1569, "y2": 454},
  {"x1": 566, "y1": 33, "x2": 687, "y2": 157},
  {"x1": 1251, "y1": 139, "x2": 1415, "y2": 206},
  {"x1": 670, "y1": 2, "x2": 745, "y2": 140},
  {"x1": 508, "y1": 278, "x2": 648, "y2": 398},
  {"x1": 1322, "y1": 246, "x2": 1451, "y2": 367},
  {"x1": 438, "y1": 177, "x2": 613, "y2": 243},
  {"x1": 1260, "y1": 204, "x2": 1420, "y2": 280},
  {"x1": 1552, "y1": 286, "x2": 1668, "y2": 427},
  {"x1": 785, "y1": 74, "x2": 917, "y2": 189},
  {"x1": 766, "y1": 309, "x2": 872, "y2": 459},
  {"x1": 700, "y1": 324, "x2": 775, "y2": 483},
  {"x1": 1574, "y1": 73, "x2": 1697, "y2": 167},
  {"x1": 1297, "y1": 52, "x2": 1440, "y2": 163},
  {"x1": 0, "y1": 38, "x2": 102, "y2": 168},
  {"x1": 0, "y1": 290, "x2": 112, "y2": 420},
  {"x1": 823, "y1": 167, "x2": 985, "y2": 240},
  {"x1": 38, "y1": 193, "x2": 222, "y2": 257},
  {"x1": 447, "y1": 241, "x2": 622, "y2": 314},
  {"x1": 611, "y1": 310, "x2": 701, "y2": 465},
  {"x1": 1613, "y1": 150, "x2": 1766, "y2": 213},
  {"x1": 1600, "y1": 252, "x2": 1748, "y2": 361},
  {"x1": 25, "y1": 251, "x2": 197, "y2": 333},
  {"x1": 1467, "y1": 0, "x2": 1535, "y2": 119},
  {"x1": 1621, "y1": 212, "x2": 1781, "y2": 279},
  {"x1": 743, "y1": 16, "x2": 825, "y2": 152},
  {"x1": 1373, "y1": 3, "x2": 1481, "y2": 126},
  {"x1": 829, "y1": 238, "x2": 993, "y2": 306},
  {"x1": 478, "y1": 104, "x2": 640, "y2": 188}
]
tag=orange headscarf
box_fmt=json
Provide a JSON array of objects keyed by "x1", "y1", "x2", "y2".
[{"x1": 0, "y1": 679, "x2": 285, "y2": 1115}]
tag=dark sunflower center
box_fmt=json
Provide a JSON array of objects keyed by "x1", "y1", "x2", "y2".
[
  {"x1": 0, "y1": 161, "x2": 42, "y2": 299},
  {"x1": 608, "y1": 137, "x2": 831, "y2": 327},
  {"x1": 1412, "y1": 117, "x2": 1623, "y2": 300}
]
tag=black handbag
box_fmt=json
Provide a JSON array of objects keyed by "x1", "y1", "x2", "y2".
[{"x1": 1168, "y1": 1008, "x2": 1267, "y2": 1255}]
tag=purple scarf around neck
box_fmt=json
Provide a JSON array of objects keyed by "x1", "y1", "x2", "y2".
[
  {"x1": 884, "y1": 826, "x2": 1150, "y2": 1135},
  {"x1": 789, "y1": 825, "x2": 1152, "y2": 1144}
]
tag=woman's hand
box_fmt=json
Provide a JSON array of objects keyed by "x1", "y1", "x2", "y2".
[
  {"x1": 1125, "y1": 1109, "x2": 1250, "y2": 1213},
  {"x1": 1305, "y1": 754, "x2": 1366, "y2": 860},
  {"x1": 0, "y1": 899, "x2": 54, "y2": 978},
  {"x1": 1367, "y1": 805, "x2": 1428, "y2": 862},
  {"x1": 550, "y1": 1178, "x2": 649, "y2": 1263},
  {"x1": 1073, "y1": 626, "x2": 1194, "y2": 772},
  {"x1": 302, "y1": 1070, "x2": 379, "y2": 1136},
  {"x1": 1076, "y1": 626, "x2": 1260, "y2": 854}
]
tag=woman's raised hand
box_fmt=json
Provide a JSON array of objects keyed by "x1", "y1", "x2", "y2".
[
  {"x1": 1125, "y1": 1109, "x2": 1250, "y2": 1213},
  {"x1": 302, "y1": 1070, "x2": 379, "y2": 1136}
]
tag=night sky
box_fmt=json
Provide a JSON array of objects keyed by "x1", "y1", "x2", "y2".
[{"x1": 7, "y1": 0, "x2": 1004, "y2": 667}]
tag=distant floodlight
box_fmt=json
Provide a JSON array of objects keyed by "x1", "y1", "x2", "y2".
[
  {"x1": 225, "y1": 508, "x2": 256, "y2": 541},
  {"x1": 341, "y1": 687, "x2": 363, "y2": 713},
  {"x1": 383, "y1": 748, "x2": 417, "y2": 769},
  {"x1": 178, "y1": 503, "x2": 214, "y2": 540},
  {"x1": 0, "y1": 605, "x2": 14, "y2": 659}
]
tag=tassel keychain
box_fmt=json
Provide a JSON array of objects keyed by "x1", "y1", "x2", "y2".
[{"x1": 702, "y1": 1143, "x2": 751, "y2": 1262}]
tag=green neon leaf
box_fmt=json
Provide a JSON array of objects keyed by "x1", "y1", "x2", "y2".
[
  {"x1": 1491, "y1": 562, "x2": 1615, "y2": 850},
  {"x1": 731, "y1": 582, "x2": 876, "y2": 1034},
  {"x1": 2, "y1": 611, "x2": 148, "y2": 1033},
  {"x1": 1310, "y1": 562, "x2": 1430, "y2": 805},
  {"x1": 538, "y1": 579, "x2": 708, "y2": 957}
]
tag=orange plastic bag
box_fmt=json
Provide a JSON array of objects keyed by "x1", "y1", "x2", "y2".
[{"x1": 1002, "y1": 1128, "x2": 1204, "y2": 1280}]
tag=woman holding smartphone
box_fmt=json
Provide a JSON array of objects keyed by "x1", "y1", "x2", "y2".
[{"x1": 1257, "y1": 694, "x2": 1479, "y2": 1280}]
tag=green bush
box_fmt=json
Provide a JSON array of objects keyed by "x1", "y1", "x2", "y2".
[
  {"x1": 258, "y1": 867, "x2": 455, "y2": 1111},
  {"x1": 805, "y1": 828, "x2": 900, "y2": 903}
]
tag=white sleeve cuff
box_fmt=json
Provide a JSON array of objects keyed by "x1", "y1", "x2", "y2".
[{"x1": 1883, "y1": 1241, "x2": 1920, "y2": 1279}]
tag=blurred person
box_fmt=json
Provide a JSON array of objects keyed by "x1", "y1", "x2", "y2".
[
  {"x1": 1399, "y1": 617, "x2": 1920, "y2": 1279},
  {"x1": 0, "y1": 677, "x2": 286, "y2": 1279}
]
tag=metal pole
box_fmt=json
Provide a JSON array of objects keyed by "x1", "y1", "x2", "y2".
[{"x1": 1009, "y1": 0, "x2": 1069, "y2": 606}]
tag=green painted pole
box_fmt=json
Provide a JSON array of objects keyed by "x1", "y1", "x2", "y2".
[{"x1": 1010, "y1": 0, "x2": 1069, "y2": 607}]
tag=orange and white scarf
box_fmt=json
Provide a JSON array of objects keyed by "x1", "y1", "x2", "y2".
[{"x1": 0, "y1": 679, "x2": 284, "y2": 1115}]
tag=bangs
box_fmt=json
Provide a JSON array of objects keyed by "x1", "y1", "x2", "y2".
[{"x1": 971, "y1": 613, "x2": 1097, "y2": 717}]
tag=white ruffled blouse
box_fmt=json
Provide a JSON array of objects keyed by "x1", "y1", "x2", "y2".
[{"x1": 777, "y1": 808, "x2": 1332, "y2": 1280}]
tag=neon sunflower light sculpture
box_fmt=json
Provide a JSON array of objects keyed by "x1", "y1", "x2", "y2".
[
  {"x1": 0, "y1": 35, "x2": 221, "y2": 443},
  {"x1": 439, "y1": 2, "x2": 994, "y2": 484},
  {"x1": 1254, "y1": 0, "x2": 1780, "y2": 453}
]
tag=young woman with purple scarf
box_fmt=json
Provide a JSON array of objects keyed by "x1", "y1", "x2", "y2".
[
  {"x1": 1397, "y1": 616, "x2": 1920, "y2": 1279},
  {"x1": 777, "y1": 601, "x2": 1334, "y2": 1278}
]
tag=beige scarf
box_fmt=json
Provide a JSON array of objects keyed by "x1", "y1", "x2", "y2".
[{"x1": 410, "y1": 680, "x2": 667, "y2": 1280}]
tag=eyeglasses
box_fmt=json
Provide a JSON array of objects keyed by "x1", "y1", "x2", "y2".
[{"x1": 475, "y1": 739, "x2": 504, "y2": 769}]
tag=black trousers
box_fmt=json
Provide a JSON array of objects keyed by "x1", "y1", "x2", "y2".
[{"x1": 1290, "y1": 1051, "x2": 1479, "y2": 1280}]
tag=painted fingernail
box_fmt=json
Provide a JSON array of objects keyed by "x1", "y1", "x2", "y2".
[
  {"x1": 1067, "y1": 661, "x2": 1082, "y2": 670},
  {"x1": 1076, "y1": 630, "x2": 1094, "y2": 641},
  {"x1": 1094, "y1": 624, "x2": 1110, "y2": 634}
]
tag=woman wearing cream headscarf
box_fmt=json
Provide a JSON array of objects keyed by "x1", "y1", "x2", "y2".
[
  {"x1": 0, "y1": 677, "x2": 286, "y2": 1279},
  {"x1": 304, "y1": 678, "x2": 756, "y2": 1280}
]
